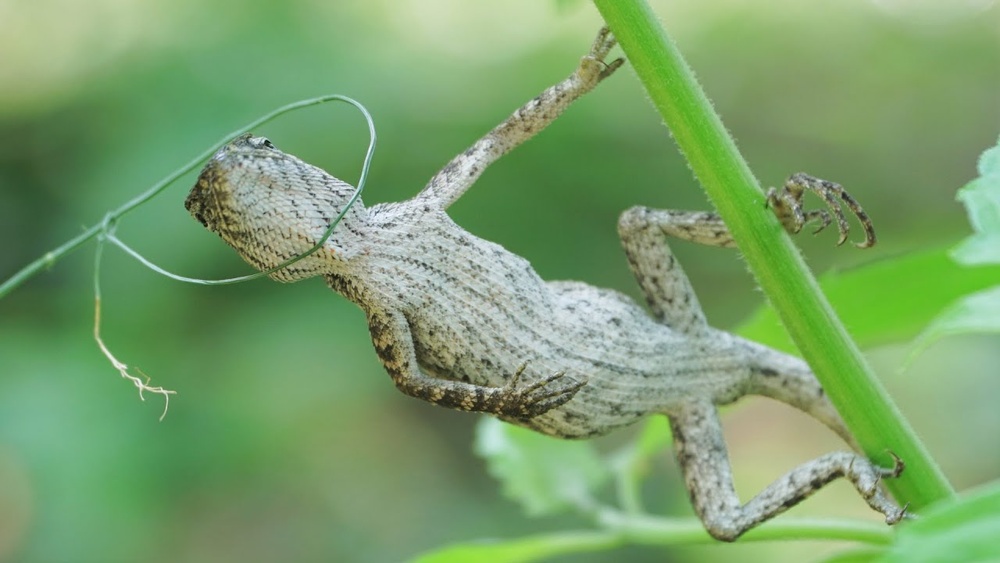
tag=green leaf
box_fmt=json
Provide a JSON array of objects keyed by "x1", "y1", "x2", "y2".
[
  {"x1": 909, "y1": 286, "x2": 1000, "y2": 359},
  {"x1": 908, "y1": 138, "x2": 1000, "y2": 356},
  {"x1": 631, "y1": 415, "x2": 672, "y2": 458},
  {"x1": 737, "y1": 247, "x2": 1000, "y2": 353},
  {"x1": 952, "y1": 139, "x2": 1000, "y2": 266},
  {"x1": 474, "y1": 417, "x2": 610, "y2": 516},
  {"x1": 608, "y1": 417, "x2": 672, "y2": 514},
  {"x1": 411, "y1": 530, "x2": 619, "y2": 563},
  {"x1": 610, "y1": 416, "x2": 672, "y2": 472},
  {"x1": 877, "y1": 479, "x2": 1000, "y2": 563},
  {"x1": 821, "y1": 547, "x2": 885, "y2": 563},
  {"x1": 552, "y1": 0, "x2": 586, "y2": 12}
]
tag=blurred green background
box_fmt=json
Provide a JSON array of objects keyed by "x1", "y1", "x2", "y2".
[{"x1": 1, "y1": 1, "x2": 998, "y2": 561}]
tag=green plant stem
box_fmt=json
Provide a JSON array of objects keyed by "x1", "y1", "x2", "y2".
[
  {"x1": 592, "y1": 0, "x2": 953, "y2": 508},
  {"x1": 414, "y1": 514, "x2": 893, "y2": 562},
  {"x1": 0, "y1": 94, "x2": 364, "y2": 299},
  {"x1": 598, "y1": 511, "x2": 894, "y2": 545}
]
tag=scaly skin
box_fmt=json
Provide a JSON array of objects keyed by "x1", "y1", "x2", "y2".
[{"x1": 185, "y1": 27, "x2": 902, "y2": 541}]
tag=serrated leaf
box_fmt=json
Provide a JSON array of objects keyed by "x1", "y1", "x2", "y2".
[
  {"x1": 976, "y1": 140, "x2": 1000, "y2": 178},
  {"x1": 909, "y1": 138, "x2": 1000, "y2": 357},
  {"x1": 877, "y1": 480, "x2": 1000, "y2": 563},
  {"x1": 952, "y1": 140, "x2": 1000, "y2": 266},
  {"x1": 474, "y1": 417, "x2": 610, "y2": 517}
]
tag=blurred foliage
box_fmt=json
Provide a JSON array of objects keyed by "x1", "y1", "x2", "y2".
[
  {"x1": 830, "y1": 481, "x2": 1000, "y2": 563},
  {"x1": 739, "y1": 247, "x2": 1000, "y2": 352},
  {"x1": 874, "y1": 480, "x2": 1000, "y2": 563},
  {"x1": 910, "y1": 138, "x2": 1000, "y2": 364},
  {"x1": 951, "y1": 139, "x2": 1000, "y2": 266},
  {"x1": 474, "y1": 415, "x2": 611, "y2": 518},
  {"x1": 1, "y1": 1, "x2": 999, "y2": 562}
]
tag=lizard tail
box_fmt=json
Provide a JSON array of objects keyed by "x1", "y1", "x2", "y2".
[{"x1": 738, "y1": 338, "x2": 861, "y2": 452}]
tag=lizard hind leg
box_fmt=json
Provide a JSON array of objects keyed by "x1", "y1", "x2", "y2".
[
  {"x1": 667, "y1": 400, "x2": 905, "y2": 542},
  {"x1": 738, "y1": 338, "x2": 859, "y2": 449}
]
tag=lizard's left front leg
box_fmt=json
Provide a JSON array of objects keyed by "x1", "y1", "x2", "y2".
[
  {"x1": 416, "y1": 27, "x2": 623, "y2": 209},
  {"x1": 668, "y1": 400, "x2": 905, "y2": 542},
  {"x1": 366, "y1": 309, "x2": 585, "y2": 420}
]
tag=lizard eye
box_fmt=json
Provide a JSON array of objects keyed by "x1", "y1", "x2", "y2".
[{"x1": 247, "y1": 136, "x2": 275, "y2": 150}]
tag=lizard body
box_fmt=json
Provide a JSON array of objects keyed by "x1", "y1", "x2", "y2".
[
  {"x1": 332, "y1": 200, "x2": 765, "y2": 438},
  {"x1": 185, "y1": 28, "x2": 904, "y2": 541}
]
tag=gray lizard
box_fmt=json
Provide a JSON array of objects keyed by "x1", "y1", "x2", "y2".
[{"x1": 185, "y1": 28, "x2": 904, "y2": 541}]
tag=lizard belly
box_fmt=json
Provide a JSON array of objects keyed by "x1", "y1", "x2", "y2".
[
  {"x1": 380, "y1": 211, "x2": 749, "y2": 438},
  {"x1": 525, "y1": 281, "x2": 750, "y2": 438},
  {"x1": 407, "y1": 276, "x2": 748, "y2": 438}
]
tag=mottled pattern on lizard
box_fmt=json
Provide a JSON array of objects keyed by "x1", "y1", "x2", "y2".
[{"x1": 185, "y1": 28, "x2": 904, "y2": 541}]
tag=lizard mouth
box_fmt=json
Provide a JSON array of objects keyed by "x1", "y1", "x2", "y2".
[
  {"x1": 184, "y1": 186, "x2": 209, "y2": 228},
  {"x1": 185, "y1": 159, "x2": 231, "y2": 234}
]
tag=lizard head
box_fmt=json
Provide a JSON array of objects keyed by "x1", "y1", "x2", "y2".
[{"x1": 185, "y1": 133, "x2": 366, "y2": 282}]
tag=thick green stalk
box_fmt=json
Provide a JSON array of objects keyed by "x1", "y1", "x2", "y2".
[{"x1": 593, "y1": 0, "x2": 952, "y2": 508}]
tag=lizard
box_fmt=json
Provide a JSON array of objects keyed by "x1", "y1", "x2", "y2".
[{"x1": 184, "y1": 27, "x2": 905, "y2": 541}]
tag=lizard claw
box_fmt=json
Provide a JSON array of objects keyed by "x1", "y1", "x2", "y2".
[
  {"x1": 580, "y1": 27, "x2": 625, "y2": 84},
  {"x1": 880, "y1": 450, "x2": 906, "y2": 479},
  {"x1": 848, "y1": 452, "x2": 908, "y2": 526},
  {"x1": 868, "y1": 451, "x2": 908, "y2": 525},
  {"x1": 591, "y1": 26, "x2": 617, "y2": 58},
  {"x1": 496, "y1": 362, "x2": 586, "y2": 421},
  {"x1": 766, "y1": 172, "x2": 877, "y2": 248}
]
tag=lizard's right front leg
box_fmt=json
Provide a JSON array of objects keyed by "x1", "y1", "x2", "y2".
[
  {"x1": 617, "y1": 174, "x2": 877, "y2": 334},
  {"x1": 366, "y1": 309, "x2": 585, "y2": 420}
]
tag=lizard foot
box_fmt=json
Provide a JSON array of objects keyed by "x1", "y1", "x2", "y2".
[
  {"x1": 880, "y1": 450, "x2": 906, "y2": 480},
  {"x1": 496, "y1": 362, "x2": 586, "y2": 421},
  {"x1": 766, "y1": 172, "x2": 877, "y2": 248},
  {"x1": 877, "y1": 451, "x2": 913, "y2": 524},
  {"x1": 579, "y1": 27, "x2": 625, "y2": 84},
  {"x1": 851, "y1": 452, "x2": 908, "y2": 525}
]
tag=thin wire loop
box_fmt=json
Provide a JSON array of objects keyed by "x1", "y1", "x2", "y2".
[
  {"x1": 0, "y1": 94, "x2": 375, "y2": 298},
  {"x1": 106, "y1": 94, "x2": 377, "y2": 285}
]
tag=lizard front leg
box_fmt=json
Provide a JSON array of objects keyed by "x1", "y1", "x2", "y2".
[
  {"x1": 617, "y1": 207, "x2": 720, "y2": 335},
  {"x1": 668, "y1": 400, "x2": 905, "y2": 542},
  {"x1": 768, "y1": 173, "x2": 877, "y2": 248},
  {"x1": 416, "y1": 27, "x2": 623, "y2": 210},
  {"x1": 617, "y1": 173, "x2": 876, "y2": 334},
  {"x1": 366, "y1": 309, "x2": 585, "y2": 419}
]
